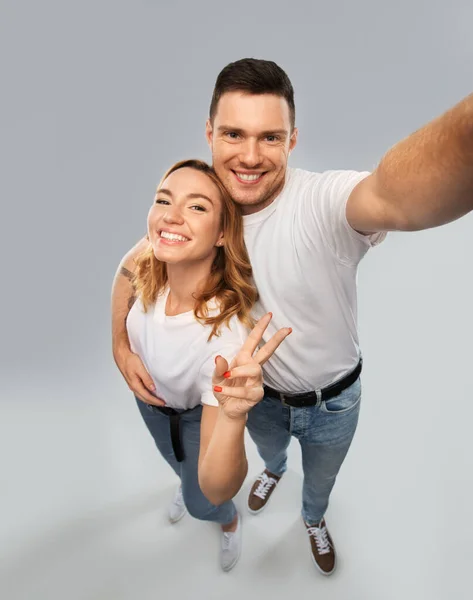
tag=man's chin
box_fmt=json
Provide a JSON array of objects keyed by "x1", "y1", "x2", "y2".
[
  {"x1": 230, "y1": 192, "x2": 264, "y2": 207},
  {"x1": 225, "y1": 183, "x2": 266, "y2": 204}
]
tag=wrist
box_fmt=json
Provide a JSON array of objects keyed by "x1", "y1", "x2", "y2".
[
  {"x1": 113, "y1": 339, "x2": 132, "y2": 366},
  {"x1": 218, "y1": 407, "x2": 248, "y2": 425}
]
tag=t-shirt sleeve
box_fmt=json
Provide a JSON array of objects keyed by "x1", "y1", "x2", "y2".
[
  {"x1": 305, "y1": 170, "x2": 387, "y2": 266},
  {"x1": 198, "y1": 357, "x2": 220, "y2": 407},
  {"x1": 197, "y1": 318, "x2": 248, "y2": 407}
]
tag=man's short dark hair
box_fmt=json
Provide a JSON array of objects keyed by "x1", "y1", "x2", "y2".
[{"x1": 209, "y1": 58, "x2": 295, "y2": 129}]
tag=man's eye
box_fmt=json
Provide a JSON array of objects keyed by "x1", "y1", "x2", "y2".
[
  {"x1": 226, "y1": 132, "x2": 239, "y2": 139},
  {"x1": 266, "y1": 135, "x2": 279, "y2": 142}
]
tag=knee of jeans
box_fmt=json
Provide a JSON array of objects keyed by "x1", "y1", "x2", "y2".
[{"x1": 182, "y1": 488, "x2": 217, "y2": 520}]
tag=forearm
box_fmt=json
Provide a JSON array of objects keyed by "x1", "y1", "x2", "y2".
[
  {"x1": 111, "y1": 237, "x2": 148, "y2": 363},
  {"x1": 375, "y1": 92, "x2": 473, "y2": 231},
  {"x1": 199, "y1": 410, "x2": 248, "y2": 506}
]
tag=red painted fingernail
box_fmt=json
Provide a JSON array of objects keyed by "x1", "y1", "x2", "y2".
[
  {"x1": 223, "y1": 371, "x2": 231, "y2": 379},
  {"x1": 214, "y1": 386, "x2": 222, "y2": 393}
]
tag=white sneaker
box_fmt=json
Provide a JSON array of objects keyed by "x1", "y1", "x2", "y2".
[
  {"x1": 168, "y1": 484, "x2": 187, "y2": 524},
  {"x1": 220, "y1": 513, "x2": 242, "y2": 572}
]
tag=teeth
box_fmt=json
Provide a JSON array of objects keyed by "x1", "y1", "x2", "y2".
[
  {"x1": 160, "y1": 231, "x2": 189, "y2": 242},
  {"x1": 236, "y1": 173, "x2": 261, "y2": 181}
]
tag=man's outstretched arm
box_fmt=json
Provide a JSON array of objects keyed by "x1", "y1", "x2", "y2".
[
  {"x1": 347, "y1": 92, "x2": 473, "y2": 233},
  {"x1": 111, "y1": 237, "x2": 164, "y2": 405}
]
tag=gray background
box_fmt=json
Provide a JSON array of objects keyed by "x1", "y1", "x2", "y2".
[{"x1": 1, "y1": 0, "x2": 472, "y2": 598}]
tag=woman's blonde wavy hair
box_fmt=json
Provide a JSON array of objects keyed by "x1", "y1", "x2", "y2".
[{"x1": 133, "y1": 159, "x2": 257, "y2": 340}]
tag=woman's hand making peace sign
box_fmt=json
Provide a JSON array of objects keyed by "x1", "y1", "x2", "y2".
[{"x1": 212, "y1": 313, "x2": 292, "y2": 420}]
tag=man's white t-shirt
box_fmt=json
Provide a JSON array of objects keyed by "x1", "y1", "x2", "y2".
[
  {"x1": 126, "y1": 288, "x2": 248, "y2": 410},
  {"x1": 244, "y1": 167, "x2": 386, "y2": 393}
]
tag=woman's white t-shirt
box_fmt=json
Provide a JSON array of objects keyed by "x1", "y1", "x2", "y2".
[{"x1": 126, "y1": 288, "x2": 248, "y2": 410}]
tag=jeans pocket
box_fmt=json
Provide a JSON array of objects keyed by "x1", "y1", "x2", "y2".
[
  {"x1": 320, "y1": 380, "x2": 361, "y2": 414},
  {"x1": 145, "y1": 403, "x2": 162, "y2": 414}
]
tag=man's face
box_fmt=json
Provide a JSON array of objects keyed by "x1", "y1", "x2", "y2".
[{"x1": 206, "y1": 92, "x2": 298, "y2": 214}]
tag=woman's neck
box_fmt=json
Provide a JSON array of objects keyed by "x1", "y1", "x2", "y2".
[{"x1": 165, "y1": 257, "x2": 214, "y2": 316}]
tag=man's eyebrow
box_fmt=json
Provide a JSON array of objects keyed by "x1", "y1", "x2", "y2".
[
  {"x1": 216, "y1": 125, "x2": 288, "y2": 137},
  {"x1": 260, "y1": 129, "x2": 288, "y2": 137},
  {"x1": 217, "y1": 125, "x2": 245, "y2": 134}
]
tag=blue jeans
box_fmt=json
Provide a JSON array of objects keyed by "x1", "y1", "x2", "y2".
[
  {"x1": 136, "y1": 399, "x2": 237, "y2": 525},
  {"x1": 246, "y1": 378, "x2": 362, "y2": 525}
]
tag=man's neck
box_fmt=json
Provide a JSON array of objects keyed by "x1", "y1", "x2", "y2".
[
  {"x1": 241, "y1": 196, "x2": 277, "y2": 216},
  {"x1": 240, "y1": 174, "x2": 286, "y2": 216}
]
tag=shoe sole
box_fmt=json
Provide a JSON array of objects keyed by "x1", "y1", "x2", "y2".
[
  {"x1": 310, "y1": 553, "x2": 336, "y2": 576},
  {"x1": 169, "y1": 508, "x2": 187, "y2": 524},
  {"x1": 247, "y1": 502, "x2": 269, "y2": 515},
  {"x1": 221, "y1": 545, "x2": 241, "y2": 572}
]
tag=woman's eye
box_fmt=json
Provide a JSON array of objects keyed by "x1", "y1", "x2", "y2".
[
  {"x1": 155, "y1": 198, "x2": 170, "y2": 205},
  {"x1": 190, "y1": 205, "x2": 206, "y2": 212}
]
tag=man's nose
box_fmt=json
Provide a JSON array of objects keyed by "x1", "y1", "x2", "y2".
[{"x1": 239, "y1": 139, "x2": 262, "y2": 168}]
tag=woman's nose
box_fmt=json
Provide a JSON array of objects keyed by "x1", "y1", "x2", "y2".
[{"x1": 163, "y1": 206, "x2": 184, "y2": 224}]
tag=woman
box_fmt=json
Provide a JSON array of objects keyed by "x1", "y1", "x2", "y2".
[{"x1": 125, "y1": 159, "x2": 291, "y2": 572}]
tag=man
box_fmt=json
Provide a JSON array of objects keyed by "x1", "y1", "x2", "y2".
[{"x1": 112, "y1": 58, "x2": 473, "y2": 575}]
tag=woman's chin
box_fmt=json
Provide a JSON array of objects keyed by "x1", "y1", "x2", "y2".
[
  {"x1": 152, "y1": 247, "x2": 168, "y2": 262},
  {"x1": 154, "y1": 249, "x2": 187, "y2": 265}
]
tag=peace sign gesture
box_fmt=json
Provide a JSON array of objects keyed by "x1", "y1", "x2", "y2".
[{"x1": 212, "y1": 313, "x2": 292, "y2": 420}]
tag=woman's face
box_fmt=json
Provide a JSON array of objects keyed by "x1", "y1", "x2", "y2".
[{"x1": 147, "y1": 167, "x2": 224, "y2": 265}]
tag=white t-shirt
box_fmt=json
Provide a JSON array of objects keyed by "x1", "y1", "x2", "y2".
[
  {"x1": 126, "y1": 288, "x2": 248, "y2": 410},
  {"x1": 244, "y1": 167, "x2": 386, "y2": 393}
]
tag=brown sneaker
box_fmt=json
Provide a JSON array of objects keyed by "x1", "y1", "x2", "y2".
[
  {"x1": 303, "y1": 517, "x2": 336, "y2": 575},
  {"x1": 248, "y1": 470, "x2": 281, "y2": 514}
]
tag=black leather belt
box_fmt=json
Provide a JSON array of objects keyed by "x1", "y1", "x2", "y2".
[
  {"x1": 264, "y1": 358, "x2": 362, "y2": 408},
  {"x1": 150, "y1": 405, "x2": 197, "y2": 462}
]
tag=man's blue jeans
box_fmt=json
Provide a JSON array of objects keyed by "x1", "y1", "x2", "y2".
[
  {"x1": 136, "y1": 399, "x2": 237, "y2": 525},
  {"x1": 246, "y1": 377, "x2": 362, "y2": 525}
]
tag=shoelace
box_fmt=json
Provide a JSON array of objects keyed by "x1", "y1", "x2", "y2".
[
  {"x1": 174, "y1": 486, "x2": 185, "y2": 506},
  {"x1": 222, "y1": 532, "x2": 233, "y2": 550},
  {"x1": 306, "y1": 522, "x2": 331, "y2": 555},
  {"x1": 254, "y1": 473, "x2": 277, "y2": 500}
]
